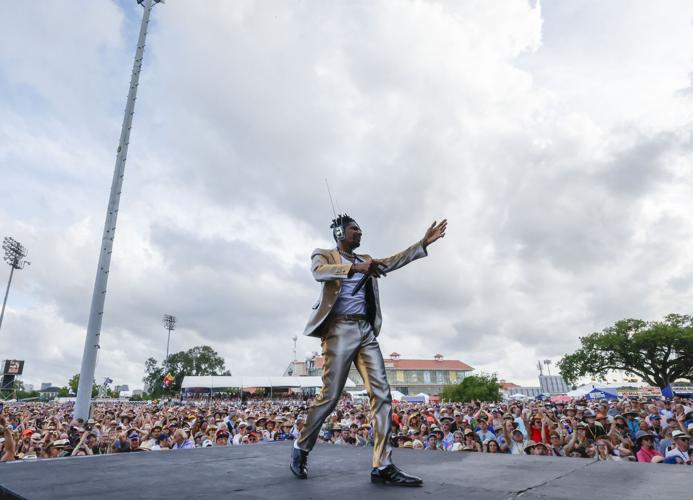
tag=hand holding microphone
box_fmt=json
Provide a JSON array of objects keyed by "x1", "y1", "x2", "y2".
[{"x1": 350, "y1": 258, "x2": 387, "y2": 296}]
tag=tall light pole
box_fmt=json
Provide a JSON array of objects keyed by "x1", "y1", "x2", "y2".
[
  {"x1": 74, "y1": 0, "x2": 164, "y2": 420},
  {"x1": 544, "y1": 360, "x2": 552, "y2": 376},
  {"x1": 1, "y1": 237, "x2": 30, "y2": 332},
  {"x1": 163, "y1": 314, "x2": 176, "y2": 368}
]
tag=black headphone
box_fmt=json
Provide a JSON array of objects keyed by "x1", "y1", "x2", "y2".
[{"x1": 331, "y1": 214, "x2": 350, "y2": 241}]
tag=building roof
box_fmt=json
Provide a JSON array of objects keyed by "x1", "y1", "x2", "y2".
[
  {"x1": 181, "y1": 375, "x2": 356, "y2": 389},
  {"x1": 499, "y1": 381, "x2": 521, "y2": 390},
  {"x1": 39, "y1": 387, "x2": 61, "y2": 393},
  {"x1": 383, "y1": 358, "x2": 474, "y2": 371},
  {"x1": 311, "y1": 355, "x2": 472, "y2": 371}
]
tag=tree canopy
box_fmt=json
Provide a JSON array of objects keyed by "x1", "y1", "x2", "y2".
[
  {"x1": 143, "y1": 345, "x2": 229, "y2": 397},
  {"x1": 441, "y1": 374, "x2": 501, "y2": 402},
  {"x1": 66, "y1": 374, "x2": 99, "y2": 397},
  {"x1": 558, "y1": 314, "x2": 693, "y2": 389}
]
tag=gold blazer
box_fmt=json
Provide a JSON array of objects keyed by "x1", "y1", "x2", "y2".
[{"x1": 302, "y1": 240, "x2": 428, "y2": 337}]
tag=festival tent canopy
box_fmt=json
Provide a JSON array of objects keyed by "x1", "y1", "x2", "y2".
[
  {"x1": 181, "y1": 376, "x2": 356, "y2": 389},
  {"x1": 550, "y1": 395, "x2": 572, "y2": 403},
  {"x1": 585, "y1": 388, "x2": 619, "y2": 400},
  {"x1": 403, "y1": 393, "x2": 430, "y2": 403},
  {"x1": 391, "y1": 390, "x2": 406, "y2": 402}
]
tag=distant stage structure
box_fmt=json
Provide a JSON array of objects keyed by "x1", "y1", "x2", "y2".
[{"x1": 74, "y1": 0, "x2": 164, "y2": 420}]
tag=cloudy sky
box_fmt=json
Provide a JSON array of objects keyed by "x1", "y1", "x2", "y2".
[{"x1": 2, "y1": 0, "x2": 693, "y2": 390}]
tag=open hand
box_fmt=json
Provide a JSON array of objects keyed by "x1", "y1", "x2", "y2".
[{"x1": 423, "y1": 219, "x2": 447, "y2": 248}]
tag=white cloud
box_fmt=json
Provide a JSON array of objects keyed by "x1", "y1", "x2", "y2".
[{"x1": 1, "y1": 0, "x2": 693, "y2": 389}]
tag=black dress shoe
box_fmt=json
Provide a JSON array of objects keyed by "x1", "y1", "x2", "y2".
[
  {"x1": 290, "y1": 446, "x2": 309, "y2": 479},
  {"x1": 370, "y1": 464, "x2": 423, "y2": 486}
]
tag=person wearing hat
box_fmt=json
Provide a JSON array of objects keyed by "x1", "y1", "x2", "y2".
[
  {"x1": 291, "y1": 215, "x2": 447, "y2": 487},
  {"x1": 393, "y1": 433, "x2": 411, "y2": 448},
  {"x1": 425, "y1": 432, "x2": 441, "y2": 451},
  {"x1": 563, "y1": 423, "x2": 590, "y2": 456},
  {"x1": 215, "y1": 429, "x2": 230, "y2": 447},
  {"x1": 594, "y1": 438, "x2": 621, "y2": 461},
  {"x1": 634, "y1": 431, "x2": 662, "y2": 463},
  {"x1": 331, "y1": 425, "x2": 344, "y2": 445},
  {"x1": 623, "y1": 410, "x2": 640, "y2": 438},
  {"x1": 232, "y1": 422, "x2": 248, "y2": 446},
  {"x1": 462, "y1": 429, "x2": 481, "y2": 452},
  {"x1": 548, "y1": 432, "x2": 565, "y2": 457},
  {"x1": 290, "y1": 417, "x2": 304, "y2": 441},
  {"x1": 611, "y1": 414, "x2": 630, "y2": 440},
  {"x1": 647, "y1": 414, "x2": 663, "y2": 440},
  {"x1": 274, "y1": 421, "x2": 294, "y2": 442},
  {"x1": 152, "y1": 432, "x2": 171, "y2": 450},
  {"x1": 582, "y1": 409, "x2": 606, "y2": 441},
  {"x1": 449, "y1": 411, "x2": 465, "y2": 433},
  {"x1": 504, "y1": 427, "x2": 528, "y2": 455},
  {"x1": 525, "y1": 440, "x2": 549, "y2": 455},
  {"x1": 665, "y1": 430, "x2": 691, "y2": 464},
  {"x1": 439, "y1": 420, "x2": 454, "y2": 449},
  {"x1": 476, "y1": 415, "x2": 495, "y2": 443}
]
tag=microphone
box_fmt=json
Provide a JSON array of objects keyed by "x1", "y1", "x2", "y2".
[
  {"x1": 351, "y1": 264, "x2": 386, "y2": 296},
  {"x1": 351, "y1": 273, "x2": 370, "y2": 296}
]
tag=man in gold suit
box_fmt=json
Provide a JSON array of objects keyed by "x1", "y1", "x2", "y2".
[{"x1": 291, "y1": 214, "x2": 447, "y2": 486}]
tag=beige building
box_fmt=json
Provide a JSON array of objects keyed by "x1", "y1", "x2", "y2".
[{"x1": 286, "y1": 352, "x2": 473, "y2": 396}]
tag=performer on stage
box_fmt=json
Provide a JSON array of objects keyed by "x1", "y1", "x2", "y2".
[{"x1": 290, "y1": 214, "x2": 447, "y2": 486}]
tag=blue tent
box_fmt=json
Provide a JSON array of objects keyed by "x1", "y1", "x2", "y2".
[
  {"x1": 663, "y1": 384, "x2": 693, "y2": 398},
  {"x1": 585, "y1": 388, "x2": 618, "y2": 401}
]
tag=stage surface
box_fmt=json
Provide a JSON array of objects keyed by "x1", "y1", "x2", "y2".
[{"x1": 0, "y1": 442, "x2": 683, "y2": 499}]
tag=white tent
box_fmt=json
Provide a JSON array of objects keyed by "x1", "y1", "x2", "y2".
[
  {"x1": 181, "y1": 375, "x2": 356, "y2": 390},
  {"x1": 391, "y1": 390, "x2": 406, "y2": 401}
]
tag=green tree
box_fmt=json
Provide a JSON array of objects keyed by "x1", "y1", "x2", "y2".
[
  {"x1": 66, "y1": 374, "x2": 99, "y2": 397},
  {"x1": 441, "y1": 374, "x2": 501, "y2": 402},
  {"x1": 143, "y1": 357, "x2": 165, "y2": 398},
  {"x1": 143, "y1": 345, "x2": 228, "y2": 398},
  {"x1": 68, "y1": 374, "x2": 80, "y2": 394},
  {"x1": 558, "y1": 314, "x2": 693, "y2": 389},
  {"x1": 12, "y1": 380, "x2": 40, "y2": 400}
]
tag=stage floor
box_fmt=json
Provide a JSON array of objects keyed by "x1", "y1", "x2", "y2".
[{"x1": 0, "y1": 442, "x2": 683, "y2": 499}]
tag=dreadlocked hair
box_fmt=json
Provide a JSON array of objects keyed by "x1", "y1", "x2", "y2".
[{"x1": 330, "y1": 214, "x2": 355, "y2": 231}]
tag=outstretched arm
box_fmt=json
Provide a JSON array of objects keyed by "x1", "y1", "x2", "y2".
[{"x1": 372, "y1": 219, "x2": 448, "y2": 274}]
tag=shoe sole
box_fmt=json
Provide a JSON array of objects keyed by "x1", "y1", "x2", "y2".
[{"x1": 371, "y1": 477, "x2": 422, "y2": 487}]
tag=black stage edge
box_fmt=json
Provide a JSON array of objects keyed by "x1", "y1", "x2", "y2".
[{"x1": 0, "y1": 442, "x2": 684, "y2": 499}]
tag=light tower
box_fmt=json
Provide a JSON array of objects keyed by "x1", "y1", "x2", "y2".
[
  {"x1": 1, "y1": 237, "x2": 30, "y2": 333},
  {"x1": 543, "y1": 360, "x2": 552, "y2": 376},
  {"x1": 74, "y1": 0, "x2": 164, "y2": 420},
  {"x1": 163, "y1": 314, "x2": 176, "y2": 368}
]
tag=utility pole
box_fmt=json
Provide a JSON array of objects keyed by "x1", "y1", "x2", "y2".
[
  {"x1": 1, "y1": 237, "x2": 30, "y2": 333},
  {"x1": 163, "y1": 314, "x2": 176, "y2": 368},
  {"x1": 74, "y1": 0, "x2": 163, "y2": 420}
]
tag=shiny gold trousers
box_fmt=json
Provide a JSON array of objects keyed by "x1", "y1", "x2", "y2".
[{"x1": 297, "y1": 317, "x2": 393, "y2": 468}]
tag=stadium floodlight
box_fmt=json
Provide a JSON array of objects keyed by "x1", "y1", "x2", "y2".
[
  {"x1": 163, "y1": 314, "x2": 176, "y2": 368},
  {"x1": 74, "y1": 0, "x2": 162, "y2": 421},
  {"x1": 1, "y1": 237, "x2": 31, "y2": 332}
]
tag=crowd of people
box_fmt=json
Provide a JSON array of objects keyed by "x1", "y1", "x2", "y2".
[{"x1": 1, "y1": 395, "x2": 691, "y2": 465}]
